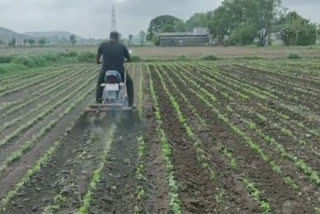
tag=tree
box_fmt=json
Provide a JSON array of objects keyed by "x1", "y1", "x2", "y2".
[
  {"x1": 280, "y1": 11, "x2": 317, "y2": 46},
  {"x1": 128, "y1": 34, "x2": 133, "y2": 46},
  {"x1": 186, "y1": 12, "x2": 211, "y2": 31},
  {"x1": 139, "y1": 31, "x2": 146, "y2": 46},
  {"x1": 175, "y1": 20, "x2": 187, "y2": 32},
  {"x1": 23, "y1": 39, "x2": 28, "y2": 47},
  {"x1": 69, "y1": 35, "x2": 77, "y2": 46},
  {"x1": 38, "y1": 38, "x2": 47, "y2": 47},
  {"x1": 8, "y1": 38, "x2": 16, "y2": 47},
  {"x1": 208, "y1": 0, "x2": 284, "y2": 46},
  {"x1": 28, "y1": 39, "x2": 36, "y2": 47},
  {"x1": 230, "y1": 22, "x2": 257, "y2": 45},
  {"x1": 209, "y1": 5, "x2": 234, "y2": 45},
  {"x1": 245, "y1": 0, "x2": 283, "y2": 46},
  {"x1": 147, "y1": 15, "x2": 182, "y2": 41},
  {"x1": 161, "y1": 23, "x2": 176, "y2": 32}
]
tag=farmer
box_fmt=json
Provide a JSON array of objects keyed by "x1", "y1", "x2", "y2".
[{"x1": 96, "y1": 31, "x2": 134, "y2": 106}]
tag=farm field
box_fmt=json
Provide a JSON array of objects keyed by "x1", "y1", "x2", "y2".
[
  {"x1": 0, "y1": 58, "x2": 320, "y2": 214},
  {"x1": 2, "y1": 46, "x2": 320, "y2": 59}
]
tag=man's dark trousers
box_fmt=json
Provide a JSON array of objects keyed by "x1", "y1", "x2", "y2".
[{"x1": 96, "y1": 69, "x2": 134, "y2": 106}]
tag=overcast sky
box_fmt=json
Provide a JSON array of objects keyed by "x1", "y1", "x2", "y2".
[{"x1": 0, "y1": 0, "x2": 319, "y2": 39}]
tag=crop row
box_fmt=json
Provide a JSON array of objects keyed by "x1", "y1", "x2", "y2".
[
  {"x1": 0, "y1": 80, "x2": 94, "y2": 213},
  {"x1": 0, "y1": 65, "x2": 82, "y2": 98},
  {"x1": 227, "y1": 64, "x2": 320, "y2": 105},
  {"x1": 245, "y1": 61, "x2": 320, "y2": 83},
  {"x1": 0, "y1": 65, "x2": 93, "y2": 119},
  {"x1": 171, "y1": 65, "x2": 303, "y2": 193},
  {"x1": 186, "y1": 64, "x2": 320, "y2": 156},
  {"x1": 169, "y1": 63, "x2": 319, "y2": 211},
  {"x1": 207, "y1": 64, "x2": 320, "y2": 153},
  {"x1": 199, "y1": 63, "x2": 320, "y2": 138},
  {"x1": 147, "y1": 66, "x2": 182, "y2": 214},
  {"x1": 179, "y1": 64, "x2": 320, "y2": 185},
  {"x1": 0, "y1": 79, "x2": 96, "y2": 175},
  {"x1": 133, "y1": 136, "x2": 146, "y2": 214},
  {"x1": 0, "y1": 71, "x2": 97, "y2": 151},
  {"x1": 41, "y1": 131, "x2": 97, "y2": 214},
  {"x1": 0, "y1": 65, "x2": 70, "y2": 85},
  {"x1": 159, "y1": 64, "x2": 275, "y2": 213},
  {"x1": 159, "y1": 64, "x2": 274, "y2": 212}
]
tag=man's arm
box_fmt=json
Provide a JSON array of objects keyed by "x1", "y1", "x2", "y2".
[
  {"x1": 123, "y1": 46, "x2": 131, "y2": 62},
  {"x1": 96, "y1": 44, "x2": 103, "y2": 64}
]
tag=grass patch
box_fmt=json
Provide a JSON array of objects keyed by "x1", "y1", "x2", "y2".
[
  {"x1": 288, "y1": 53, "x2": 301, "y2": 59},
  {"x1": 77, "y1": 52, "x2": 95, "y2": 63},
  {"x1": 177, "y1": 55, "x2": 189, "y2": 61},
  {"x1": 0, "y1": 63, "x2": 28, "y2": 75},
  {"x1": 201, "y1": 55, "x2": 218, "y2": 61},
  {"x1": 131, "y1": 55, "x2": 142, "y2": 62}
]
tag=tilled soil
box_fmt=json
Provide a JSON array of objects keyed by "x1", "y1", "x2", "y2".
[{"x1": 1, "y1": 61, "x2": 319, "y2": 214}]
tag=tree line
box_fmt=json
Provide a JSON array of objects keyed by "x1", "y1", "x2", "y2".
[
  {"x1": 146, "y1": 0, "x2": 320, "y2": 46},
  {"x1": 0, "y1": 34, "x2": 77, "y2": 48}
]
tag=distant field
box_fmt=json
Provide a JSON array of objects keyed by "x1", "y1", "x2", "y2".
[
  {"x1": 132, "y1": 46, "x2": 320, "y2": 59},
  {"x1": 1, "y1": 45, "x2": 320, "y2": 59}
]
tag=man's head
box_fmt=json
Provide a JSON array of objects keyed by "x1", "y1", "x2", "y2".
[{"x1": 109, "y1": 31, "x2": 119, "y2": 41}]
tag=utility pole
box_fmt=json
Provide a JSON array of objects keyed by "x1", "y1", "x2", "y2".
[{"x1": 111, "y1": 4, "x2": 117, "y2": 32}]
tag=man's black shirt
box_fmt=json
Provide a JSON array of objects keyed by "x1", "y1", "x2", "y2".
[{"x1": 98, "y1": 41, "x2": 131, "y2": 73}]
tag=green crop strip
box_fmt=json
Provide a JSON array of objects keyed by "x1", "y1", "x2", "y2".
[
  {"x1": 134, "y1": 136, "x2": 146, "y2": 214},
  {"x1": 0, "y1": 66, "x2": 78, "y2": 98},
  {"x1": 0, "y1": 84, "x2": 96, "y2": 174},
  {"x1": 160, "y1": 65, "x2": 206, "y2": 129},
  {"x1": 0, "y1": 73, "x2": 97, "y2": 149},
  {"x1": 0, "y1": 66, "x2": 66, "y2": 93},
  {"x1": 170, "y1": 63, "x2": 320, "y2": 209},
  {"x1": 155, "y1": 64, "x2": 216, "y2": 180},
  {"x1": 186, "y1": 64, "x2": 320, "y2": 159},
  {"x1": 199, "y1": 63, "x2": 277, "y2": 100},
  {"x1": 147, "y1": 65, "x2": 182, "y2": 214},
  {"x1": 0, "y1": 65, "x2": 90, "y2": 119},
  {"x1": 0, "y1": 67, "x2": 95, "y2": 134},
  {"x1": 162, "y1": 64, "x2": 271, "y2": 213},
  {"x1": 0, "y1": 135, "x2": 70, "y2": 213},
  {"x1": 242, "y1": 119, "x2": 320, "y2": 185},
  {"x1": 243, "y1": 178, "x2": 272, "y2": 214},
  {"x1": 137, "y1": 64, "x2": 145, "y2": 118},
  {"x1": 42, "y1": 132, "x2": 97, "y2": 214},
  {"x1": 243, "y1": 62, "x2": 320, "y2": 88},
  {"x1": 76, "y1": 124, "x2": 117, "y2": 214}
]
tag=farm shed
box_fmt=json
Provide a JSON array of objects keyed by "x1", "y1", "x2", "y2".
[{"x1": 158, "y1": 30, "x2": 210, "y2": 47}]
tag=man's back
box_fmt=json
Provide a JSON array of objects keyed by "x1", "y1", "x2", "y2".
[{"x1": 98, "y1": 41, "x2": 130, "y2": 73}]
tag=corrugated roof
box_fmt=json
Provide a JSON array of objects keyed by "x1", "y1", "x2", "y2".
[{"x1": 158, "y1": 32, "x2": 209, "y2": 37}]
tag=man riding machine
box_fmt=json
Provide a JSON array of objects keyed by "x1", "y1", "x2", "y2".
[{"x1": 86, "y1": 31, "x2": 134, "y2": 112}]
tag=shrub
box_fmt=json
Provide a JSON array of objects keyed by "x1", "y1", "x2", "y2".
[
  {"x1": 131, "y1": 55, "x2": 142, "y2": 62},
  {"x1": 0, "y1": 55, "x2": 14, "y2": 64},
  {"x1": 0, "y1": 63, "x2": 27, "y2": 74},
  {"x1": 77, "y1": 52, "x2": 95, "y2": 63},
  {"x1": 201, "y1": 55, "x2": 218, "y2": 61},
  {"x1": 60, "y1": 51, "x2": 79, "y2": 57},
  {"x1": 43, "y1": 53, "x2": 62, "y2": 62},
  {"x1": 12, "y1": 55, "x2": 47, "y2": 67},
  {"x1": 288, "y1": 53, "x2": 301, "y2": 59},
  {"x1": 177, "y1": 55, "x2": 188, "y2": 61}
]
